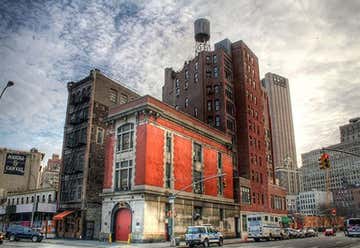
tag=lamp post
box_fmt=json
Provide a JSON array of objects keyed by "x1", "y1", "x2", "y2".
[{"x1": 0, "y1": 81, "x2": 15, "y2": 100}]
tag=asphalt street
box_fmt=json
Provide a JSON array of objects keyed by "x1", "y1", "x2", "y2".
[{"x1": 1, "y1": 233, "x2": 360, "y2": 248}]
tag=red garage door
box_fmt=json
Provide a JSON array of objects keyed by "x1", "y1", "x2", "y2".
[{"x1": 115, "y1": 208, "x2": 132, "y2": 241}]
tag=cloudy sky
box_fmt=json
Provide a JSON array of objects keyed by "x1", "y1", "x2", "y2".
[{"x1": 0, "y1": 0, "x2": 359, "y2": 166}]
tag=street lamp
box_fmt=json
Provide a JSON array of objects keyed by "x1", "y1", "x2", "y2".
[{"x1": 0, "y1": 81, "x2": 15, "y2": 100}]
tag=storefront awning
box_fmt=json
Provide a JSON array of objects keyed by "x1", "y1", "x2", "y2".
[{"x1": 53, "y1": 210, "x2": 75, "y2": 220}]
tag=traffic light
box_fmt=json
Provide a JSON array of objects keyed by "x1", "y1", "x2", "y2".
[
  {"x1": 319, "y1": 153, "x2": 330, "y2": 169},
  {"x1": 324, "y1": 153, "x2": 330, "y2": 168},
  {"x1": 318, "y1": 155, "x2": 325, "y2": 169}
]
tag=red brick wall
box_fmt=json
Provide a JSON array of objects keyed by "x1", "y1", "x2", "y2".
[
  {"x1": 173, "y1": 135, "x2": 193, "y2": 193},
  {"x1": 103, "y1": 132, "x2": 115, "y2": 189},
  {"x1": 223, "y1": 153, "x2": 234, "y2": 199},
  {"x1": 143, "y1": 124, "x2": 165, "y2": 187},
  {"x1": 204, "y1": 148, "x2": 218, "y2": 197}
]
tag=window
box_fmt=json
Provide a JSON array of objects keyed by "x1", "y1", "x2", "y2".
[
  {"x1": 214, "y1": 85, "x2": 220, "y2": 94},
  {"x1": 109, "y1": 89, "x2": 118, "y2": 103},
  {"x1": 207, "y1": 100, "x2": 212, "y2": 111},
  {"x1": 225, "y1": 85, "x2": 233, "y2": 100},
  {"x1": 206, "y1": 69, "x2": 212, "y2": 78},
  {"x1": 12, "y1": 199, "x2": 14, "y2": 205},
  {"x1": 214, "y1": 67, "x2": 218, "y2": 78},
  {"x1": 215, "y1": 116, "x2": 220, "y2": 127},
  {"x1": 185, "y1": 98, "x2": 189, "y2": 108},
  {"x1": 31, "y1": 196, "x2": 34, "y2": 203},
  {"x1": 48, "y1": 194, "x2": 52, "y2": 203},
  {"x1": 193, "y1": 143, "x2": 202, "y2": 163},
  {"x1": 21, "y1": 198, "x2": 24, "y2": 204},
  {"x1": 213, "y1": 54, "x2": 217, "y2": 64},
  {"x1": 194, "y1": 73, "x2": 198, "y2": 83},
  {"x1": 165, "y1": 162, "x2": 171, "y2": 189},
  {"x1": 193, "y1": 143, "x2": 203, "y2": 194},
  {"x1": 195, "y1": 61, "x2": 198, "y2": 71},
  {"x1": 226, "y1": 101, "x2": 234, "y2": 116},
  {"x1": 114, "y1": 160, "x2": 133, "y2": 191},
  {"x1": 166, "y1": 134, "x2": 172, "y2": 153},
  {"x1": 175, "y1": 88, "x2": 180, "y2": 96},
  {"x1": 185, "y1": 70, "x2": 189, "y2": 80},
  {"x1": 194, "y1": 206, "x2": 202, "y2": 220},
  {"x1": 242, "y1": 215, "x2": 247, "y2": 231},
  {"x1": 96, "y1": 127, "x2": 104, "y2": 144},
  {"x1": 184, "y1": 81, "x2": 188, "y2": 89},
  {"x1": 217, "y1": 152, "x2": 222, "y2": 170},
  {"x1": 194, "y1": 107, "x2": 198, "y2": 117},
  {"x1": 227, "y1": 119, "x2": 234, "y2": 131},
  {"x1": 42, "y1": 195, "x2": 46, "y2": 203},
  {"x1": 207, "y1": 116, "x2": 213, "y2": 125},
  {"x1": 16, "y1": 198, "x2": 19, "y2": 204},
  {"x1": 206, "y1": 55, "x2": 211, "y2": 63},
  {"x1": 219, "y1": 208, "x2": 224, "y2": 221},
  {"x1": 117, "y1": 123, "x2": 134, "y2": 152},
  {"x1": 120, "y1": 93, "x2": 128, "y2": 104},
  {"x1": 215, "y1": 100, "x2": 220, "y2": 111},
  {"x1": 165, "y1": 133, "x2": 172, "y2": 189},
  {"x1": 207, "y1": 86, "x2": 212, "y2": 95},
  {"x1": 218, "y1": 175, "x2": 224, "y2": 196},
  {"x1": 175, "y1": 79, "x2": 180, "y2": 88},
  {"x1": 26, "y1": 197, "x2": 29, "y2": 204}
]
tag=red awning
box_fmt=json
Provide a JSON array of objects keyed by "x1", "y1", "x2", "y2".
[{"x1": 53, "y1": 210, "x2": 75, "y2": 220}]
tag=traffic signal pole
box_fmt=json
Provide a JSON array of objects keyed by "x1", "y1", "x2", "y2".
[{"x1": 321, "y1": 147, "x2": 360, "y2": 158}]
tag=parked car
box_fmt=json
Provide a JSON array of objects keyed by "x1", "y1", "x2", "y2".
[
  {"x1": 5, "y1": 225, "x2": 43, "y2": 242},
  {"x1": 297, "y1": 229, "x2": 306, "y2": 238},
  {"x1": 283, "y1": 228, "x2": 298, "y2": 239},
  {"x1": 185, "y1": 225, "x2": 223, "y2": 247},
  {"x1": 0, "y1": 232, "x2": 4, "y2": 244},
  {"x1": 305, "y1": 228, "x2": 318, "y2": 237},
  {"x1": 324, "y1": 228, "x2": 336, "y2": 236}
]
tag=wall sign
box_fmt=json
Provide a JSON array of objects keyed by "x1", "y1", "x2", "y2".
[{"x1": 4, "y1": 153, "x2": 26, "y2": 175}]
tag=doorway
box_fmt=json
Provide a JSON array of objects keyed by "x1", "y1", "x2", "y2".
[{"x1": 114, "y1": 208, "x2": 132, "y2": 242}]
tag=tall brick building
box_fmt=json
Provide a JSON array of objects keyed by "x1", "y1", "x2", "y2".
[
  {"x1": 163, "y1": 22, "x2": 287, "y2": 237},
  {"x1": 57, "y1": 69, "x2": 139, "y2": 239}
]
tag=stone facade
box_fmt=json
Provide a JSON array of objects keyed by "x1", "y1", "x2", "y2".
[{"x1": 101, "y1": 96, "x2": 237, "y2": 242}]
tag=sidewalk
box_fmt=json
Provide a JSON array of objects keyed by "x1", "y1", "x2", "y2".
[{"x1": 43, "y1": 237, "x2": 250, "y2": 247}]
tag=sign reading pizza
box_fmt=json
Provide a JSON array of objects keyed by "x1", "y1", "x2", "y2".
[{"x1": 4, "y1": 153, "x2": 26, "y2": 175}]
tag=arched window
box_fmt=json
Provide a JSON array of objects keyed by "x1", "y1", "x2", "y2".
[
  {"x1": 185, "y1": 98, "x2": 189, "y2": 108},
  {"x1": 117, "y1": 123, "x2": 134, "y2": 152},
  {"x1": 48, "y1": 194, "x2": 52, "y2": 203},
  {"x1": 42, "y1": 195, "x2": 46, "y2": 203}
]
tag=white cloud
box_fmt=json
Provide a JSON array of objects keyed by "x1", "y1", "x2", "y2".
[{"x1": 0, "y1": 0, "x2": 359, "y2": 166}]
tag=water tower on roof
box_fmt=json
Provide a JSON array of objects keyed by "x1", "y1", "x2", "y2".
[{"x1": 194, "y1": 18, "x2": 210, "y2": 55}]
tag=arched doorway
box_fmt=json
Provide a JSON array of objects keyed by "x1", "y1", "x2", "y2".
[{"x1": 114, "y1": 208, "x2": 132, "y2": 241}]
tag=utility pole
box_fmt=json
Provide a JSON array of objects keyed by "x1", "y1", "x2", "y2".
[{"x1": 169, "y1": 173, "x2": 226, "y2": 247}]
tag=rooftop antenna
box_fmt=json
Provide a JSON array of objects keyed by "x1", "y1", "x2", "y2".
[{"x1": 194, "y1": 18, "x2": 210, "y2": 55}]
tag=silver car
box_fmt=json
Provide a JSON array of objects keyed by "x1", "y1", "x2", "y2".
[{"x1": 185, "y1": 225, "x2": 224, "y2": 247}]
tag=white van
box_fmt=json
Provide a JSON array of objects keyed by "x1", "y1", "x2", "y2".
[{"x1": 247, "y1": 213, "x2": 285, "y2": 241}]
